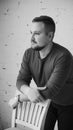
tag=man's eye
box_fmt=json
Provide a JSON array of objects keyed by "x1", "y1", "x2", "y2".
[
  {"x1": 30, "y1": 31, "x2": 41, "y2": 35},
  {"x1": 35, "y1": 33, "x2": 40, "y2": 35}
]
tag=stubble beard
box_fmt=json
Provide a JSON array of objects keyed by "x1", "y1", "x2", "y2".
[{"x1": 31, "y1": 42, "x2": 46, "y2": 51}]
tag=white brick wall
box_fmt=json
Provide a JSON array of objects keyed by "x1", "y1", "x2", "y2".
[{"x1": 0, "y1": 0, "x2": 73, "y2": 129}]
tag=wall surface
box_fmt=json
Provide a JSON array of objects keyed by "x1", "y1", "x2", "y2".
[{"x1": 0, "y1": 0, "x2": 73, "y2": 129}]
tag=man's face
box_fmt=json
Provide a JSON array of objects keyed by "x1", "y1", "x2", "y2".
[{"x1": 30, "y1": 22, "x2": 50, "y2": 51}]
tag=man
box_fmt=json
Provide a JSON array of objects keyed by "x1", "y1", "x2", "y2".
[{"x1": 16, "y1": 15, "x2": 73, "y2": 130}]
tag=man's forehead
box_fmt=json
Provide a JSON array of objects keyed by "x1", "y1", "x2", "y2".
[{"x1": 31, "y1": 22, "x2": 45, "y2": 32}]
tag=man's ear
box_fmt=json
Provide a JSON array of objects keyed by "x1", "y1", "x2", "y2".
[{"x1": 48, "y1": 32, "x2": 54, "y2": 41}]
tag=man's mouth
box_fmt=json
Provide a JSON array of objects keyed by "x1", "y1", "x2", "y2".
[{"x1": 31, "y1": 40, "x2": 37, "y2": 44}]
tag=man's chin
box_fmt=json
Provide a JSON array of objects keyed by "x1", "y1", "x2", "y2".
[{"x1": 31, "y1": 46, "x2": 45, "y2": 51}]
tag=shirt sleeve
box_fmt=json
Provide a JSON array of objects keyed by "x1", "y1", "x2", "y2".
[
  {"x1": 16, "y1": 50, "x2": 32, "y2": 90},
  {"x1": 39, "y1": 51, "x2": 73, "y2": 100}
]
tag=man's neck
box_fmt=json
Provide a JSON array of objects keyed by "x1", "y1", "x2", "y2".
[{"x1": 39, "y1": 42, "x2": 53, "y2": 59}]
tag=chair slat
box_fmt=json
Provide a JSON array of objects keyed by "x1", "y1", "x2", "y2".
[
  {"x1": 28, "y1": 102, "x2": 35, "y2": 124},
  {"x1": 24, "y1": 102, "x2": 31, "y2": 122},
  {"x1": 21, "y1": 102, "x2": 26, "y2": 121},
  {"x1": 31, "y1": 103, "x2": 39, "y2": 125},
  {"x1": 38, "y1": 100, "x2": 49, "y2": 129},
  {"x1": 17, "y1": 103, "x2": 22, "y2": 120},
  {"x1": 35, "y1": 105, "x2": 43, "y2": 127}
]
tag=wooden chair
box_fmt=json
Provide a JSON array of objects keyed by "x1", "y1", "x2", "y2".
[{"x1": 5, "y1": 99, "x2": 49, "y2": 130}]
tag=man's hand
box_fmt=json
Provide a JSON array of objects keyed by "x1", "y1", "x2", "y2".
[
  {"x1": 8, "y1": 96, "x2": 18, "y2": 108},
  {"x1": 21, "y1": 85, "x2": 44, "y2": 102},
  {"x1": 27, "y1": 88, "x2": 44, "y2": 102},
  {"x1": 19, "y1": 93, "x2": 29, "y2": 102}
]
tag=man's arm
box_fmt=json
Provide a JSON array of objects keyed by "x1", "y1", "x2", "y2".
[
  {"x1": 16, "y1": 50, "x2": 45, "y2": 102},
  {"x1": 16, "y1": 50, "x2": 33, "y2": 100},
  {"x1": 16, "y1": 50, "x2": 32, "y2": 90},
  {"x1": 39, "y1": 51, "x2": 73, "y2": 100}
]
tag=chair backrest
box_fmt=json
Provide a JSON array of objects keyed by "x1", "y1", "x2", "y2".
[{"x1": 12, "y1": 99, "x2": 49, "y2": 130}]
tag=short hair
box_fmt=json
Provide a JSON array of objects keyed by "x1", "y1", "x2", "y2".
[{"x1": 32, "y1": 15, "x2": 56, "y2": 33}]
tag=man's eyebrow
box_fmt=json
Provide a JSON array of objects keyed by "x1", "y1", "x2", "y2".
[{"x1": 30, "y1": 30, "x2": 41, "y2": 33}]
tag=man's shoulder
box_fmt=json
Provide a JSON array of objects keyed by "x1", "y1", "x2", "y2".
[
  {"x1": 23, "y1": 48, "x2": 37, "y2": 60},
  {"x1": 53, "y1": 43, "x2": 72, "y2": 56},
  {"x1": 25, "y1": 47, "x2": 35, "y2": 55},
  {"x1": 52, "y1": 43, "x2": 73, "y2": 65}
]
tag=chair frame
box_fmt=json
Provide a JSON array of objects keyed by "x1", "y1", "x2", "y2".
[{"x1": 10, "y1": 99, "x2": 49, "y2": 130}]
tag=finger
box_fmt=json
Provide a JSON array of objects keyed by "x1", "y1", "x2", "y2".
[
  {"x1": 38, "y1": 96, "x2": 44, "y2": 102},
  {"x1": 33, "y1": 99, "x2": 39, "y2": 103}
]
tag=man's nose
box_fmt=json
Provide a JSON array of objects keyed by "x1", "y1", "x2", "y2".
[{"x1": 31, "y1": 34, "x2": 35, "y2": 41}]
